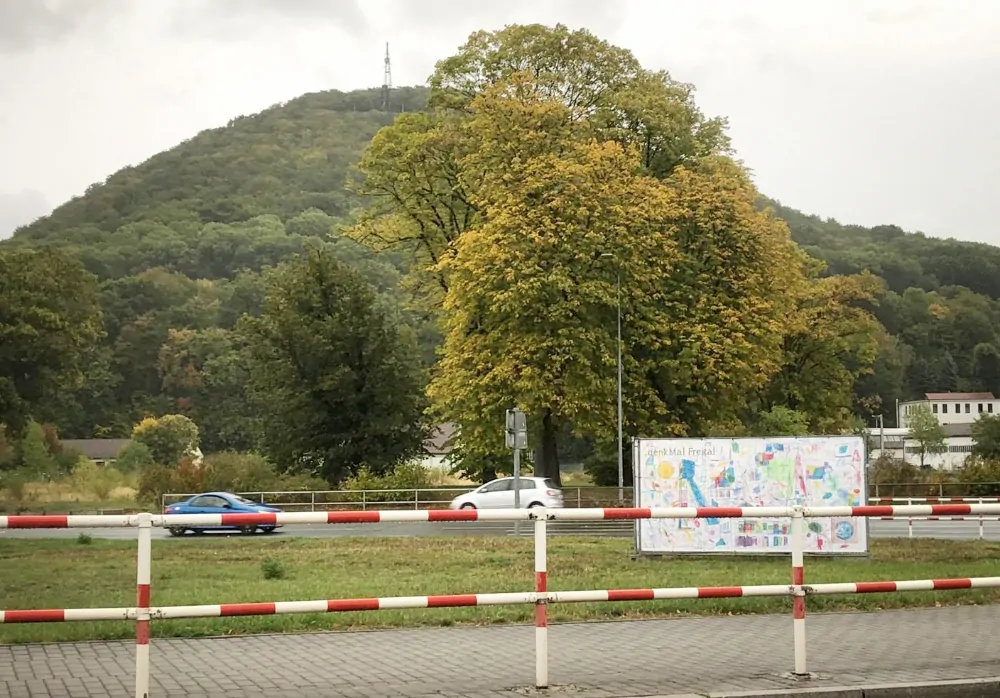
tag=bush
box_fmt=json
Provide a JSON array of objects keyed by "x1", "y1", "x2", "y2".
[
  {"x1": 260, "y1": 557, "x2": 286, "y2": 580},
  {"x1": 19, "y1": 421, "x2": 59, "y2": 481},
  {"x1": 867, "y1": 455, "x2": 926, "y2": 484},
  {"x1": 341, "y1": 462, "x2": 434, "y2": 502},
  {"x1": 114, "y1": 441, "x2": 156, "y2": 473},
  {"x1": 956, "y1": 456, "x2": 1000, "y2": 496},
  {"x1": 76, "y1": 532, "x2": 93, "y2": 545},
  {"x1": 583, "y1": 443, "x2": 634, "y2": 487},
  {"x1": 72, "y1": 458, "x2": 125, "y2": 501},
  {"x1": 132, "y1": 414, "x2": 199, "y2": 466}
]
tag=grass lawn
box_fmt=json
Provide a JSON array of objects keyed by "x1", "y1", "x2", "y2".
[{"x1": 2, "y1": 536, "x2": 999, "y2": 644}]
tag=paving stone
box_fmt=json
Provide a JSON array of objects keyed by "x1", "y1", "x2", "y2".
[{"x1": 2, "y1": 606, "x2": 1000, "y2": 697}]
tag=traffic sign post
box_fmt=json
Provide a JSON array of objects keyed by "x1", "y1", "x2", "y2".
[{"x1": 506, "y1": 408, "x2": 528, "y2": 535}]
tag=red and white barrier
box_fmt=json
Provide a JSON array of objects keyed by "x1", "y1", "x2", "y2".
[{"x1": 5, "y1": 503, "x2": 1000, "y2": 697}]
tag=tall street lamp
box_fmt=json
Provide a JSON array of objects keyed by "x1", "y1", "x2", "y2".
[{"x1": 600, "y1": 253, "x2": 624, "y2": 504}]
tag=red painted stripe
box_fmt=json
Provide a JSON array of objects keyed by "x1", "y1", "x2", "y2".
[
  {"x1": 929, "y1": 504, "x2": 973, "y2": 516},
  {"x1": 219, "y1": 602, "x2": 276, "y2": 617},
  {"x1": 603, "y1": 507, "x2": 652, "y2": 519},
  {"x1": 608, "y1": 589, "x2": 655, "y2": 601},
  {"x1": 535, "y1": 571, "x2": 547, "y2": 593},
  {"x1": 135, "y1": 619, "x2": 150, "y2": 645},
  {"x1": 855, "y1": 581, "x2": 898, "y2": 593},
  {"x1": 326, "y1": 511, "x2": 381, "y2": 524},
  {"x1": 696, "y1": 507, "x2": 745, "y2": 518},
  {"x1": 6, "y1": 515, "x2": 69, "y2": 529},
  {"x1": 3, "y1": 609, "x2": 66, "y2": 623},
  {"x1": 426, "y1": 594, "x2": 479, "y2": 608},
  {"x1": 137, "y1": 584, "x2": 150, "y2": 608},
  {"x1": 427, "y1": 509, "x2": 478, "y2": 522},
  {"x1": 793, "y1": 596, "x2": 805, "y2": 620},
  {"x1": 535, "y1": 603, "x2": 548, "y2": 628},
  {"x1": 326, "y1": 598, "x2": 381, "y2": 612},
  {"x1": 933, "y1": 578, "x2": 973, "y2": 590},
  {"x1": 792, "y1": 567, "x2": 804, "y2": 586},
  {"x1": 220, "y1": 513, "x2": 277, "y2": 526},
  {"x1": 851, "y1": 506, "x2": 894, "y2": 517},
  {"x1": 697, "y1": 586, "x2": 745, "y2": 599}
]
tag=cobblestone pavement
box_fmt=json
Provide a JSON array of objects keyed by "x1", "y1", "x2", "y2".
[{"x1": 2, "y1": 605, "x2": 999, "y2": 698}]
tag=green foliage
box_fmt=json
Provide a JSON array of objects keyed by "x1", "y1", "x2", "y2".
[
  {"x1": 341, "y1": 462, "x2": 434, "y2": 502},
  {"x1": 132, "y1": 414, "x2": 199, "y2": 466},
  {"x1": 260, "y1": 557, "x2": 287, "y2": 580},
  {"x1": 18, "y1": 422, "x2": 60, "y2": 481},
  {"x1": 113, "y1": 440, "x2": 156, "y2": 473},
  {"x1": 971, "y1": 414, "x2": 1000, "y2": 461},
  {"x1": 582, "y1": 442, "x2": 634, "y2": 488},
  {"x1": 76, "y1": 532, "x2": 93, "y2": 545},
  {"x1": 906, "y1": 406, "x2": 947, "y2": 468},
  {"x1": 0, "y1": 248, "x2": 103, "y2": 432},
  {"x1": 749, "y1": 407, "x2": 811, "y2": 437},
  {"x1": 71, "y1": 458, "x2": 124, "y2": 501},
  {"x1": 956, "y1": 456, "x2": 1000, "y2": 496},
  {"x1": 240, "y1": 246, "x2": 428, "y2": 484},
  {"x1": 867, "y1": 455, "x2": 926, "y2": 485}
]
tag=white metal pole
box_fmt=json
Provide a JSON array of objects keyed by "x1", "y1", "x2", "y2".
[
  {"x1": 135, "y1": 513, "x2": 152, "y2": 698},
  {"x1": 616, "y1": 267, "x2": 624, "y2": 504},
  {"x1": 790, "y1": 509, "x2": 807, "y2": 676},
  {"x1": 534, "y1": 516, "x2": 549, "y2": 688},
  {"x1": 513, "y1": 446, "x2": 521, "y2": 536}
]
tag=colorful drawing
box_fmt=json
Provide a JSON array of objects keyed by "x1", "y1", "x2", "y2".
[{"x1": 635, "y1": 437, "x2": 868, "y2": 555}]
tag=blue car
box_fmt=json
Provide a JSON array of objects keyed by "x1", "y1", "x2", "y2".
[{"x1": 163, "y1": 491, "x2": 282, "y2": 537}]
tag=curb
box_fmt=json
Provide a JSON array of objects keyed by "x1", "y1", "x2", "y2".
[{"x1": 645, "y1": 676, "x2": 1000, "y2": 698}]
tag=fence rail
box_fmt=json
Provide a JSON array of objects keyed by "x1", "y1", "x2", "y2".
[{"x1": 3, "y1": 502, "x2": 1000, "y2": 697}]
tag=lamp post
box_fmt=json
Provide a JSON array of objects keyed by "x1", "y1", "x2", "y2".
[{"x1": 601, "y1": 253, "x2": 624, "y2": 504}]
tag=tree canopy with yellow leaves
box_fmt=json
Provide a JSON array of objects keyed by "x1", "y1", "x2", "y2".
[{"x1": 350, "y1": 24, "x2": 881, "y2": 483}]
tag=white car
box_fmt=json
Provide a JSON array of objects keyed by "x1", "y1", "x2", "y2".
[{"x1": 449, "y1": 476, "x2": 564, "y2": 509}]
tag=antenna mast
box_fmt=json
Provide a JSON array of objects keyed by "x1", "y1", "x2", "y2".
[{"x1": 381, "y1": 42, "x2": 392, "y2": 111}]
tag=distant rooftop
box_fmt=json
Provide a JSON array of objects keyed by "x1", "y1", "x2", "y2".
[
  {"x1": 424, "y1": 422, "x2": 458, "y2": 455},
  {"x1": 61, "y1": 438, "x2": 131, "y2": 460},
  {"x1": 924, "y1": 392, "x2": 996, "y2": 400}
]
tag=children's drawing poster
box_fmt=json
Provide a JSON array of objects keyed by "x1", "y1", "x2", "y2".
[{"x1": 633, "y1": 436, "x2": 868, "y2": 555}]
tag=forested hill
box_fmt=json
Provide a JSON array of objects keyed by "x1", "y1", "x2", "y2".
[{"x1": 5, "y1": 83, "x2": 1000, "y2": 437}]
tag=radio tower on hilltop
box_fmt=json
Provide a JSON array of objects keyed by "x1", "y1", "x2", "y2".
[{"x1": 381, "y1": 42, "x2": 392, "y2": 111}]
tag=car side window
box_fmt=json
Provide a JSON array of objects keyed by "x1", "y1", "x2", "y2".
[
  {"x1": 481, "y1": 479, "x2": 511, "y2": 493},
  {"x1": 517, "y1": 480, "x2": 536, "y2": 490},
  {"x1": 190, "y1": 496, "x2": 209, "y2": 507},
  {"x1": 194, "y1": 495, "x2": 228, "y2": 508}
]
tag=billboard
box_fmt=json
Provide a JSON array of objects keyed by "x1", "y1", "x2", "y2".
[{"x1": 633, "y1": 436, "x2": 868, "y2": 555}]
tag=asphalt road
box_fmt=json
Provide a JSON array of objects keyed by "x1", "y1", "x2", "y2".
[{"x1": 4, "y1": 517, "x2": 1000, "y2": 542}]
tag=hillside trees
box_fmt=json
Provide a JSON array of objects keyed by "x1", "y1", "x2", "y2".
[{"x1": 240, "y1": 245, "x2": 427, "y2": 484}]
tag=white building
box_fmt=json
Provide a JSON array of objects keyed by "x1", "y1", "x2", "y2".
[{"x1": 867, "y1": 392, "x2": 994, "y2": 470}]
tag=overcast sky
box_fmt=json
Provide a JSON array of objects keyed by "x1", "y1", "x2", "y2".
[{"x1": 1, "y1": 0, "x2": 998, "y2": 244}]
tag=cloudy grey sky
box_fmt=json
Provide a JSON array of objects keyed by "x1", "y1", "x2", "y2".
[{"x1": 1, "y1": 0, "x2": 997, "y2": 243}]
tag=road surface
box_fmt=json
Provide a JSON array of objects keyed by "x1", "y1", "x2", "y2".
[{"x1": 3, "y1": 517, "x2": 1000, "y2": 541}]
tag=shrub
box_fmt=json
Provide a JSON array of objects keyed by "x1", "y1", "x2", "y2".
[
  {"x1": 19, "y1": 421, "x2": 59, "y2": 481},
  {"x1": 956, "y1": 456, "x2": 1000, "y2": 496},
  {"x1": 114, "y1": 441, "x2": 156, "y2": 473},
  {"x1": 132, "y1": 415, "x2": 199, "y2": 466},
  {"x1": 341, "y1": 462, "x2": 434, "y2": 502},
  {"x1": 260, "y1": 557, "x2": 286, "y2": 580},
  {"x1": 76, "y1": 532, "x2": 93, "y2": 545},
  {"x1": 72, "y1": 458, "x2": 125, "y2": 501},
  {"x1": 867, "y1": 455, "x2": 926, "y2": 484}
]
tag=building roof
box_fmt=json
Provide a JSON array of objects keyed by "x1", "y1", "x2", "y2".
[
  {"x1": 942, "y1": 423, "x2": 973, "y2": 437},
  {"x1": 924, "y1": 392, "x2": 995, "y2": 400},
  {"x1": 60, "y1": 438, "x2": 132, "y2": 460},
  {"x1": 423, "y1": 423, "x2": 459, "y2": 456}
]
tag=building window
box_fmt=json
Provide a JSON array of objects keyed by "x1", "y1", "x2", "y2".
[
  {"x1": 948, "y1": 444, "x2": 974, "y2": 453},
  {"x1": 966, "y1": 403, "x2": 971, "y2": 413},
  {"x1": 933, "y1": 404, "x2": 939, "y2": 414},
  {"x1": 980, "y1": 404, "x2": 985, "y2": 413},
  {"x1": 942, "y1": 404, "x2": 948, "y2": 414},
  {"x1": 991, "y1": 404, "x2": 995, "y2": 414}
]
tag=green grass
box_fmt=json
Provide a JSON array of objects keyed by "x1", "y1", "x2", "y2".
[{"x1": 2, "y1": 536, "x2": 999, "y2": 644}]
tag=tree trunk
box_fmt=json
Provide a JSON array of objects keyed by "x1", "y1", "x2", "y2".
[{"x1": 535, "y1": 408, "x2": 561, "y2": 486}]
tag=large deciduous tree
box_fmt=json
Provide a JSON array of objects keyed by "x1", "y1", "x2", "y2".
[
  {"x1": 240, "y1": 245, "x2": 427, "y2": 484},
  {"x1": 0, "y1": 247, "x2": 103, "y2": 433}
]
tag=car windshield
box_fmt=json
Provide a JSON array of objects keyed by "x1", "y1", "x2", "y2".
[
  {"x1": 543, "y1": 479, "x2": 560, "y2": 490},
  {"x1": 234, "y1": 496, "x2": 259, "y2": 505}
]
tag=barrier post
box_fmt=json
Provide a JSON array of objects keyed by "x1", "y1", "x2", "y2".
[
  {"x1": 135, "y1": 513, "x2": 152, "y2": 698},
  {"x1": 907, "y1": 497, "x2": 913, "y2": 539},
  {"x1": 790, "y1": 508, "x2": 807, "y2": 676},
  {"x1": 979, "y1": 498, "x2": 985, "y2": 540},
  {"x1": 534, "y1": 514, "x2": 548, "y2": 689}
]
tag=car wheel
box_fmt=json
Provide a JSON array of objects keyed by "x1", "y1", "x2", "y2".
[
  {"x1": 460, "y1": 503, "x2": 477, "y2": 510},
  {"x1": 239, "y1": 525, "x2": 257, "y2": 535},
  {"x1": 528, "y1": 502, "x2": 543, "y2": 508},
  {"x1": 168, "y1": 527, "x2": 185, "y2": 537},
  {"x1": 192, "y1": 528, "x2": 205, "y2": 535},
  {"x1": 259, "y1": 526, "x2": 276, "y2": 534}
]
